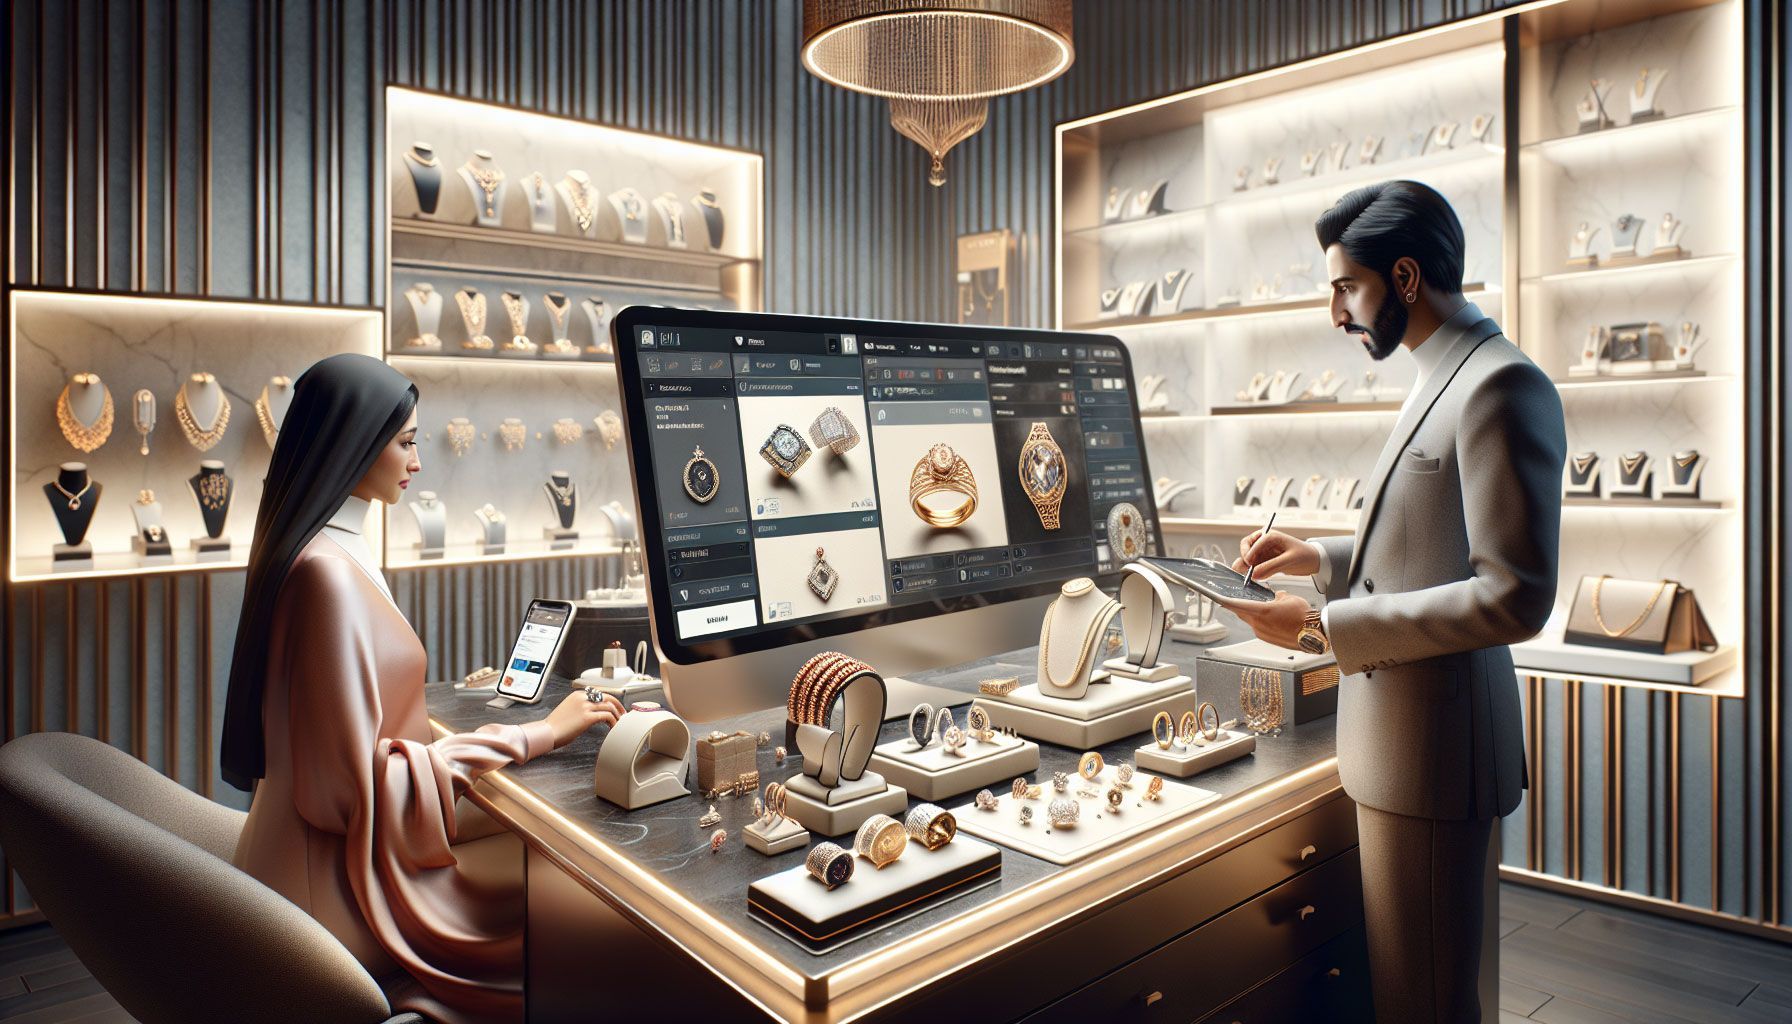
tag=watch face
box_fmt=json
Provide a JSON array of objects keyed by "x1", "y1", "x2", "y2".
[{"x1": 1106, "y1": 502, "x2": 1147, "y2": 562}]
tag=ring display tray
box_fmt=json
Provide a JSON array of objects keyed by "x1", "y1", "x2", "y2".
[
  {"x1": 1135, "y1": 729, "x2": 1257, "y2": 777},
  {"x1": 974, "y1": 676, "x2": 1197, "y2": 749},
  {"x1": 953, "y1": 764, "x2": 1219, "y2": 865},
  {"x1": 869, "y1": 732, "x2": 1041, "y2": 802},
  {"x1": 747, "y1": 837, "x2": 1002, "y2": 953}
]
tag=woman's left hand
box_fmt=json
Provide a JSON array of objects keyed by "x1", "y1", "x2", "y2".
[{"x1": 544, "y1": 691, "x2": 623, "y2": 748}]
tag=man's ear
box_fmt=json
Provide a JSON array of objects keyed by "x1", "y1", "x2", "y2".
[{"x1": 1391, "y1": 256, "x2": 1422, "y2": 301}]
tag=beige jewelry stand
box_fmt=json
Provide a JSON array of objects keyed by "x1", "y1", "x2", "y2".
[
  {"x1": 1103, "y1": 563, "x2": 1192, "y2": 684},
  {"x1": 1136, "y1": 729, "x2": 1257, "y2": 777},
  {"x1": 868, "y1": 729, "x2": 1040, "y2": 802},
  {"x1": 783, "y1": 672, "x2": 908, "y2": 836},
  {"x1": 1035, "y1": 579, "x2": 1119, "y2": 700},
  {"x1": 592, "y1": 709, "x2": 691, "y2": 810},
  {"x1": 744, "y1": 814, "x2": 809, "y2": 856}
]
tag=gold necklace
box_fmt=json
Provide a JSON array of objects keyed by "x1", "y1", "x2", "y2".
[
  {"x1": 51, "y1": 477, "x2": 93, "y2": 511},
  {"x1": 455, "y1": 289, "x2": 492, "y2": 349},
  {"x1": 543, "y1": 293, "x2": 572, "y2": 343},
  {"x1": 1619, "y1": 452, "x2": 1646, "y2": 477},
  {"x1": 56, "y1": 374, "x2": 114, "y2": 453},
  {"x1": 552, "y1": 418, "x2": 583, "y2": 445},
  {"x1": 196, "y1": 471, "x2": 231, "y2": 511},
  {"x1": 445, "y1": 418, "x2": 475, "y2": 456},
  {"x1": 564, "y1": 176, "x2": 595, "y2": 232},
  {"x1": 1572, "y1": 453, "x2": 1596, "y2": 474},
  {"x1": 254, "y1": 377, "x2": 289, "y2": 450},
  {"x1": 465, "y1": 162, "x2": 504, "y2": 216},
  {"x1": 1039, "y1": 587, "x2": 1117, "y2": 689},
  {"x1": 500, "y1": 292, "x2": 530, "y2": 338},
  {"x1": 973, "y1": 271, "x2": 1000, "y2": 312},
  {"x1": 174, "y1": 379, "x2": 231, "y2": 451},
  {"x1": 1673, "y1": 451, "x2": 1699, "y2": 468},
  {"x1": 547, "y1": 477, "x2": 575, "y2": 507},
  {"x1": 498, "y1": 419, "x2": 526, "y2": 451}
]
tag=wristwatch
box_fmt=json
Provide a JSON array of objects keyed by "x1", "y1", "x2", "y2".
[
  {"x1": 759, "y1": 424, "x2": 811, "y2": 478},
  {"x1": 1018, "y1": 422, "x2": 1067, "y2": 529},
  {"x1": 1298, "y1": 609, "x2": 1331, "y2": 655}
]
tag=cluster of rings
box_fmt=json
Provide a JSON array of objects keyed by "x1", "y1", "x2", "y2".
[{"x1": 1153, "y1": 702, "x2": 1221, "y2": 751}]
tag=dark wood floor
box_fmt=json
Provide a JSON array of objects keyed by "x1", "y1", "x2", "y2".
[{"x1": 3, "y1": 883, "x2": 1790, "y2": 1022}]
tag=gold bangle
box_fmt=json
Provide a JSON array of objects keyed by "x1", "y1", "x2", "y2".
[
  {"x1": 904, "y1": 804, "x2": 956, "y2": 851},
  {"x1": 1078, "y1": 751, "x2": 1105, "y2": 782},
  {"x1": 1152, "y1": 710, "x2": 1175, "y2": 750},
  {"x1": 1198, "y1": 701, "x2": 1221, "y2": 742}
]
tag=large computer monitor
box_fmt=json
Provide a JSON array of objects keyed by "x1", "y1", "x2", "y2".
[{"x1": 610, "y1": 307, "x2": 1160, "y2": 721}]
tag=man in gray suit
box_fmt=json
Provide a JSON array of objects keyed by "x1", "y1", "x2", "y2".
[{"x1": 1230, "y1": 180, "x2": 1565, "y2": 1022}]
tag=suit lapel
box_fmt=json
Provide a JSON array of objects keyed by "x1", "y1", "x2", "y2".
[{"x1": 1347, "y1": 317, "x2": 1502, "y2": 583}]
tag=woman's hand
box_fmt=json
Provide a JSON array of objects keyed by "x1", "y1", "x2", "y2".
[
  {"x1": 544, "y1": 691, "x2": 623, "y2": 749},
  {"x1": 1232, "y1": 529, "x2": 1322, "y2": 581}
]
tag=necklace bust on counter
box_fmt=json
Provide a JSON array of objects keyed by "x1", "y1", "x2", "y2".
[
  {"x1": 44, "y1": 462, "x2": 102, "y2": 553},
  {"x1": 459, "y1": 150, "x2": 506, "y2": 224}
]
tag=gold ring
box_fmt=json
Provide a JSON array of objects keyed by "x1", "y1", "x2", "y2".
[
  {"x1": 854, "y1": 814, "x2": 908, "y2": 869},
  {"x1": 909, "y1": 443, "x2": 978, "y2": 528},
  {"x1": 1198, "y1": 701, "x2": 1221, "y2": 742},
  {"x1": 1152, "y1": 711, "x2": 1174, "y2": 749},
  {"x1": 904, "y1": 804, "x2": 957, "y2": 851},
  {"x1": 1011, "y1": 777, "x2": 1042, "y2": 800},
  {"x1": 1078, "y1": 751, "x2": 1105, "y2": 782},
  {"x1": 1178, "y1": 711, "x2": 1200, "y2": 747},
  {"x1": 1145, "y1": 776, "x2": 1164, "y2": 801}
]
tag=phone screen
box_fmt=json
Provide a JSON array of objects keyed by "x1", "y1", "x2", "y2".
[{"x1": 496, "y1": 601, "x2": 574, "y2": 701}]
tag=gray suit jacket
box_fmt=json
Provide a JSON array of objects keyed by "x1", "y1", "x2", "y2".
[{"x1": 1313, "y1": 313, "x2": 1565, "y2": 821}]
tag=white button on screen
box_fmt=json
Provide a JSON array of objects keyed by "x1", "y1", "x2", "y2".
[{"x1": 677, "y1": 599, "x2": 759, "y2": 639}]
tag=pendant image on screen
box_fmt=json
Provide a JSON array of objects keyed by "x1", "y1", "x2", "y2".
[
  {"x1": 1106, "y1": 502, "x2": 1146, "y2": 563},
  {"x1": 1019, "y1": 422, "x2": 1067, "y2": 530},
  {"x1": 808, "y1": 546, "x2": 839, "y2": 602},
  {"x1": 683, "y1": 446, "x2": 719, "y2": 503}
]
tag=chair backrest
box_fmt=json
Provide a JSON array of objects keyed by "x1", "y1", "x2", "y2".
[{"x1": 0, "y1": 732, "x2": 394, "y2": 1024}]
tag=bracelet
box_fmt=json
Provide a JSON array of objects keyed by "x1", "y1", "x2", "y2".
[
  {"x1": 853, "y1": 813, "x2": 908, "y2": 868},
  {"x1": 904, "y1": 803, "x2": 957, "y2": 851},
  {"x1": 806, "y1": 842, "x2": 854, "y2": 889}
]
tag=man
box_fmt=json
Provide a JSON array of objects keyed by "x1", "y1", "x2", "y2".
[{"x1": 1229, "y1": 180, "x2": 1565, "y2": 1022}]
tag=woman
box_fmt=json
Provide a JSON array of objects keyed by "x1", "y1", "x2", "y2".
[{"x1": 220, "y1": 353, "x2": 620, "y2": 1023}]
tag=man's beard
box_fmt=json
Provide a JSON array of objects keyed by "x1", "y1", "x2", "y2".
[{"x1": 1344, "y1": 284, "x2": 1408, "y2": 361}]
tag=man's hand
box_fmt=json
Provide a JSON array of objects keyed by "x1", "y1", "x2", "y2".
[
  {"x1": 1230, "y1": 591, "x2": 1314, "y2": 651},
  {"x1": 544, "y1": 691, "x2": 623, "y2": 749},
  {"x1": 1232, "y1": 529, "x2": 1323, "y2": 580}
]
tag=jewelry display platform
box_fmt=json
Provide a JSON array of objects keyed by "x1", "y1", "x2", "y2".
[
  {"x1": 868, "y1": 731, "x2": 1041, "y2": 802},
  {"x1": 747, "y1": 837, "x2": 1002, "y2": 953},
  {"x1": 783, "y1": 772, "x2": 910, "y2": 837},
  {"x1": 591, "y1": 707, "x2": 690, "y2": 810},
  {"x1": 952, "y1": 763, "x2": 1219, "y2": 866},
  {"x1": 744, "y1": 815, "x2": 809, "y2": 856},
  {"x1": 1135, "y1": 729, "x2": 1257, "y2": 777},
  {"x1": 974, "y1": 676, "x2": 1198, "y2": 749}
]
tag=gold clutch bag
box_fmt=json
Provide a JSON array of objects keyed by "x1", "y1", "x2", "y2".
[{"x1": 1563, "y1": 575, "x2": 1717, "y2": 655}]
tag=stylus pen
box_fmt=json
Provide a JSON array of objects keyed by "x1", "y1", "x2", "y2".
[{"x1": 1243, "y1": 511, "x2": 1277, "y2": 586}]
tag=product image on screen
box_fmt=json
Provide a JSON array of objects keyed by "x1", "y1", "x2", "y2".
[
  {"x1": 497, "y1": 600, "x2": 573, "y2": 701},
  {"x1": 617, "y1": 310, "x2": 1160, "y2": 661}
]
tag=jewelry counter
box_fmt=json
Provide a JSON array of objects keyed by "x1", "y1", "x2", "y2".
[{"x1": 427, "y1": 634, "x2": 1365, "y2": 1022}]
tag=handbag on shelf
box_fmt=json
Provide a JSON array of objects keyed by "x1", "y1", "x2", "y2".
[{"x1": 1563, "y1": 575, "x2": 1718, "y2": 655}]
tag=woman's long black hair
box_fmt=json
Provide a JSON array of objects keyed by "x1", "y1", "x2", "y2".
[{"x1": 220, "y1": 353, "x2": 418, "y2": 791}]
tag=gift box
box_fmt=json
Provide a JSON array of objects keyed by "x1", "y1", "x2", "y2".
[
  {"x1": 696, "y1": 729, "x2": 757, "y2": 794},
  {"x1": 1195, "y1": 639, "x2": 1339, "y2": 727}
]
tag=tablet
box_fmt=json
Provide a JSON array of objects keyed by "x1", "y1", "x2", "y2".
[{"x1": 1138, "y1": 556, "x2": 1276, "y2": 605}]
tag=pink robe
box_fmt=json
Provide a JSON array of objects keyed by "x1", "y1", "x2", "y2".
[{"x1": 234, "y1": 536, "x2": 555, "y2": 1024}]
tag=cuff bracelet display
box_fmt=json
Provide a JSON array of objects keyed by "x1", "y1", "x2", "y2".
[
  {"x1": 854, "y1": 813, "x2": 908, "y2": 868},
  {"x1": 786, "y1": 652, "x2": 887, "y2": 783},
  {"x1": 904, "y1": 803, "x2": 957, "y2": 851},
  {"x1": 806, "y1": 841, "x2": 855, "y2": 889},
  {"x1": 908, "y1": 442, "x2": 979, "y2": 528}
]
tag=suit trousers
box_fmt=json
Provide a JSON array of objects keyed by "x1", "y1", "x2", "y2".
[{"x1": 1356, "y1": 804, "x2": 1494, "y2": 1023}]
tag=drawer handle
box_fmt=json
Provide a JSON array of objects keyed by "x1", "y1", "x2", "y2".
[
  {"x1": 1299, "y1": 904, "x2": 1316, "y2": 921},
  {"x1": 1299, "y1": 844, "x2": 1317, "y2": 861},
  {"x1": 1144, "y1": 991, "x2": 1163, "y2": 1006}
]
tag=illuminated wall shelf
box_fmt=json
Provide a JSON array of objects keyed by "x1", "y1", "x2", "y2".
[{"x1": 1058, "y1": 0, "x2": 1746, "y2": 696}]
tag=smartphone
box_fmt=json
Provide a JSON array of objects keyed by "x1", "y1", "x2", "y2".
[
  {"x1": 1137, "y1": 555, "x2": 1276, "y2": 606},
  {"x1": 490, "y1": 599, "x2": 577, "y2": 706}
]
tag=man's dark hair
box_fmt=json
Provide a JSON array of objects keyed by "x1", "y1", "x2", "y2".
[{"x1": 1314, "y1": 180, "x2": 1466, "y2": 294}]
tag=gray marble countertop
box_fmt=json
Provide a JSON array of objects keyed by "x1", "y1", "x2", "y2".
[{"x1": 426, "y1": 624, "x2": 1338, "y2": 981}]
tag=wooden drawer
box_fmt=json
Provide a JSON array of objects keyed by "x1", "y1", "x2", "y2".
[
  {"x1": 1023, "y1": 847, "x2": 1364, "y2": 1023},
  {"x1": 890, "y1": 793, "x2": 1358, "y2": 1024},
  {"x1": 1201, "y1": 924, "x2": 1372, "y2": 1023}
]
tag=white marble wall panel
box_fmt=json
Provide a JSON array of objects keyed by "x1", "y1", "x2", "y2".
[
  {"x1": 1099, "y1": 124, "x2": 1205, "y2": 221},
  {"x1": 12, "y1": 294, "x2": 380, "y2": 568},
  {"x1": 1525, "y1": 2, "x2": 1739, "y2": 144}
]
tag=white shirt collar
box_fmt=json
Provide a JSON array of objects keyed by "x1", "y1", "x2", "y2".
[
  {"x1": 1408, "y1": 300, "x2": 1485, "y2": 387},
  {"x1": 325, "y1": 495, "x2": 372, "y2": 535}
]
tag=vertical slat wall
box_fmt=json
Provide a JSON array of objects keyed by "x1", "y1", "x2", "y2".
[{"x1": 2, "y1": 0, "x2": 1784, "y2": 944}]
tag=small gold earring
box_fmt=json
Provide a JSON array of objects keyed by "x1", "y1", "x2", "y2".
[{"x1": 1406, "y1": 292, "x2": 1416, "y2": 302}]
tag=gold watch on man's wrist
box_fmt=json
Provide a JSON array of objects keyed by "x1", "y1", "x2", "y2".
[{"x1": 1297, "y1": 609, "x2": 1331, "y2": 655}]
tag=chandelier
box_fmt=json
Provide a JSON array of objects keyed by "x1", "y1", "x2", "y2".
[{"x1": 802, "y1": 1, "x2": 1075, "y2": 186}]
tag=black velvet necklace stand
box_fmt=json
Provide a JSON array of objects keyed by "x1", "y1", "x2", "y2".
[
  {"x1": 188, "y1": 462, "x2": 233, "y2": 555},
  {"x1": 45, "y1": 463, "x2": 100, "y2": 560},
  {"x1": 543, "y1": 471, "x2": 579, "y2": 548}
]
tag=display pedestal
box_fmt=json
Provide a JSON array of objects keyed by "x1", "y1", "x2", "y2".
[
  {"x1": 1168, "y1": 620, "x2": 1229, "y2": 644},
  {"x1": 1135, "y1": 730, "x2": 1257, "y2": 777},
  {"x1": 743, "y1": 816, "x2": 809, "y2": 856},
  {"x1": 973, "y1": 677, "x2": 1197, "y2": 749},
  {"x1": 132, "y1": 535, "x2": 173, "y2": 562},
  {"x1": 747, "y1": 837, "x2": 1001, "y2": 950},
  {"x1": 592, "y1": 709, "x2": 690, "y2": 810},
  {"x1": 576, "y1": 668, "x2": 664, "y2": 705},
  {"x1": 1197, "y1": 640, "x2": 1338, "y2": 725},
  {"x1": 868, "y1": 732, "x2": 1040, "y2": 802},
  {"x1": 543, "y1": 527, "x2": 578, "y2": 551},
  {"x1": 1100, "y1": 656, "x2": 1189, "y2": 685},
  {"x1": 51, "y1": 543, "x2": 93, "y2": 569},
  {"x1": 413, "y1": 542, "x2": 444, "y2": 561},
  {"x1": 953, "y1": 764, "x2": 1218, "y2": 866},
  {"x1": 480, "y1": 540, "x2": 506, "y2": 555},
  {"x1": 191, "y1": 536, "x2": 231, "y2": 560},
  {"x1": 783, "y1": 772, "x2": 907, "y2": 837}
]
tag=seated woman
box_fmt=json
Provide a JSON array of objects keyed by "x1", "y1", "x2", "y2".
[{"x1": 220, "y1": 353, "x2": 622, "y2": 1023}]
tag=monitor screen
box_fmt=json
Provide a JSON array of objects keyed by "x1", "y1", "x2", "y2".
[{"x1": 611, "y1": 307, "x2": 1160, "y2": 666}]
